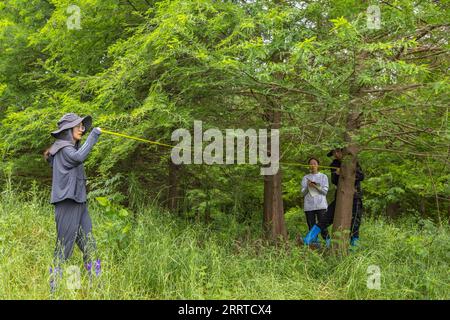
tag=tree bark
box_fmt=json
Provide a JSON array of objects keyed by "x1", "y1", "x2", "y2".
[
  {"x1": 331, "y1": 48, "x2": 364, "y2": 255},
  {"x1": 263, "y1": 166, "x2": 287, "y2": 241},
  {"x1": 167, "y1": 159, "x2": 181, "y2": 213},
  {"x1": 331, "y1": 70, "x2": 362, "y2": 254},
  {"x1": 420, "y1": 198, "x2": 426, "y2": 216},
  {"x1": 261, "y1": 41, "x2": 288, "y2": 242},
  {"x1": 386, "y1": 202, "x2": 400, "y2": 219},
  {"x1": 331, "y1": 144, "x2": 358, "y2": 255},
  {"x1": 262, "y1": 106, "x2": 287, "y2": 241}
]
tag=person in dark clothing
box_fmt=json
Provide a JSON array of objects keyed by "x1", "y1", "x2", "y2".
[{"x1": 44, "y1": 113, "x2": 102, "y2": 291}]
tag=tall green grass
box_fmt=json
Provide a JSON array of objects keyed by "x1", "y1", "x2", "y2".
[{"x1": 0, "y1": 186, "x2": 448, "y2": 299}]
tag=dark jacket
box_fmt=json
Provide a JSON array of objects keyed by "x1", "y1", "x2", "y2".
[
  {"x1": 329, "y1": 159, "x2": 364, "y2": 199},
  {"x1": 47, "y1": 128, "x2": 101, "y2": 204}
]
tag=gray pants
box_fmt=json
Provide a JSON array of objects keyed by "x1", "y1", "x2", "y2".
[{"x1": 53, "y1": 199, "x2": 96, "y2": 265}]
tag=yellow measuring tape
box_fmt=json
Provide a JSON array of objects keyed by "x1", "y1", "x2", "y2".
[
  {"x1": 279, "y1": 162, "x2": 339, "y2": 170},
  {"x1": 101, "y1": 129, "x2": 175, "y2": 149},
  {"x1": 101, "y1": 129, "x2": 339, "y2": 170}
]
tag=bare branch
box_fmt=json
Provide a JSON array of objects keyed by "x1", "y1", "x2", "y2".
[
  {"x1": 240, "y1": 71, "x2": 320, "y2": 98},
  {"x1": 361, "y1": 147, "x2": 449, "y2": 159},
  {"x1": 404, "y1": 50, "x2": 448, "y2": 61},
  {"x1": 363, "y1": 129, "x2": 434, "y2": 146},
  {"x1": 361, "y1": 84, "x2": 423, "y2": 94},
  {"x1": 126, "y1": 0, "x2": 138, "y2": 12}
]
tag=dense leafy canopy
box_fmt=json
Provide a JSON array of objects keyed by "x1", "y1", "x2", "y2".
[{"x1": 1, "y1": 0, "x2": 448, "y2": 225}]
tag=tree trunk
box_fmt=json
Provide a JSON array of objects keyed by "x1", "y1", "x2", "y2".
[
  {"x1": 261, "y1": 48, "x2": 288, "y2": 242},
  {"x1": 205, "y1": 188, "x2": 211, "y2": 223},
  {"x1": 331, "y1": 57, "x2": 362, "y2": 255},
  {"x1": 262, "y1": 107, "x2": 287, "y2": 241},
  {"x1": 331, "y1": 144, "x2": 358, "y2": 255},
  {"x1": 420, "y1": 198, "x2": 426, "y2": 216},
  {"x1": 263, "y1": 167, "x2": 287, "y2": 240},
  {"x1": 167, "y1": 159, "x2": 180, "y2": 213},
  {"x1": 386, "y1": 202, "x2": 400, "y2": 219},
  {"x1": 447, "y1": 204, "x2": 450, "y2": 224}
]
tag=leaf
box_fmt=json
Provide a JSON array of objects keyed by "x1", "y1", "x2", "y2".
[
  {"x1": 329, "y1": 17, "x2": 351, "y2": 32},
  {"x1": 122, "y1": 223, "x2": 131, "y2": 234},
  {"x1": 96, "y1": 197, "x2": 110, "y2": 207},
  {"x1": 119, "y1": 208, "x2": 129, "y2": 218}
]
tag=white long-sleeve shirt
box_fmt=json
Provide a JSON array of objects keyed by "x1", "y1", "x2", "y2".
[{"x1": 301, "y1": 172, "x2": 329, "y2": 211}]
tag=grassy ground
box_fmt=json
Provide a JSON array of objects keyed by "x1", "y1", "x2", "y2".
[{"x1": 0, "y1": 187, "x2": 448, "y2": 300}]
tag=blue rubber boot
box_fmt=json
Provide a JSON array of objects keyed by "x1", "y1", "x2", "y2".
[
  {"x1": 350, "y1": 236, "x2": 359, "y2": 247},
  {"x1": 303, "y1": 225, "x2": 321, "y2": 245},
  {"x1": 311, "y1": 237, "x2": 321, "y2": 249}
]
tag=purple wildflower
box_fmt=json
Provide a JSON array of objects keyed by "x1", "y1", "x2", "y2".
[{"x1": 95, "y1": 259, "x2": 101, "y2": 276}]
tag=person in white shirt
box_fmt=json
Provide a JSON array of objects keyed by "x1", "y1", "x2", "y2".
[{"x1": 301, "y1": 157, "x2": 330, "y2": 245}]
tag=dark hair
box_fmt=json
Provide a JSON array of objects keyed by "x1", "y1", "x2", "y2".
[{"x1": 307, "y1": 157, "x2": 320, "y2": 165}]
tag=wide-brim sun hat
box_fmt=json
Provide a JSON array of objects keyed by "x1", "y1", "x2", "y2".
[
  {"x1": 51, "y1": 113, "x2": 92, "y2": 138},
  {"x1": 327, "y1": 147, "x2": 343, "y2": 157}
]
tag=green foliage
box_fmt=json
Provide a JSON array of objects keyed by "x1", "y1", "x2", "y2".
[
  {"x1": 0, "y1": 0, "x2": 448, "y2": 232},
  {"x1": 95, "y1": 196, "x2": 132, "y2": 251}
]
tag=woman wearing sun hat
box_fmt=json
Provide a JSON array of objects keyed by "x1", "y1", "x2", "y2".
[{"x1": 44, "y1": 113, "x2": 102, "y2": 291}]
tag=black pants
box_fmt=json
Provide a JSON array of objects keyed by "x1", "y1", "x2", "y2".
[
  {"x1": 53, "y1": 199, "x2": 96, "y2": 266},
  {"x1": 317, "y1": 198, "x2": 363, "y2": 238},
  {"x1": 305, "y1": 209, "x2": 329, "y2": 240}
]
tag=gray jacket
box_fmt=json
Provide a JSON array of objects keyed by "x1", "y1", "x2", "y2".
[{"x1": 47, "y1": 128, "x2": 101, "y2": 204}]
